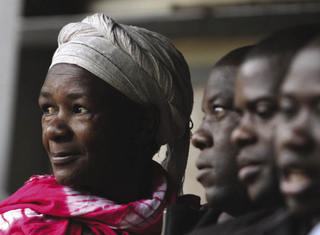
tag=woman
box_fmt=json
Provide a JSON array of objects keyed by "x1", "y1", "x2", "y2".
[{"x1": 0, "y1": 13, "x2": 193, "y2": 235}]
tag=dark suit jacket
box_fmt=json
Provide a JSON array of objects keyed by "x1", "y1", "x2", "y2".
[{"x1": 187, "y1": 207, "x2": 280, "y2": 235}]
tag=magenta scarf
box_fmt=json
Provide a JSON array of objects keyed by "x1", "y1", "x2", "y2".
[{"x1": 0, "y1": 162, "x2": 173, "y2": 235}]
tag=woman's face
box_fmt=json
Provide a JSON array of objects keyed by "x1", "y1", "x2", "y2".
[{"x1": 39, "y1": 63, "x2": 142, "y2": 192}]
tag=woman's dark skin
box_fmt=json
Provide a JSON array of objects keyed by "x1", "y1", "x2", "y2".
[
  {"x1": 192, "y1": 65, "x2": 251, "y2": 216},
  {"x1": 276, "y1": 47, "x2": 320, "y2": 215},
  {"x1": 39, "y1": 63, "x2": 156, "y2": 204},
  {"x1": 231, "y1": 56, "x2": 282, "y2": 207}
]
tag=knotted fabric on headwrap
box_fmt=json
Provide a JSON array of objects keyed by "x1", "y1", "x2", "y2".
[
  {"x1": 0, "y1": 162, "x2": 173, "y2": 235},
  {"x1": 50, "y1": 13, "x2": 193, "y2": 192}
]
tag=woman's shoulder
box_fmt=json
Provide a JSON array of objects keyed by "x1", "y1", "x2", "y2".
[{"x1": 25, "y1": 174, "x2": 55, "y2": 184}]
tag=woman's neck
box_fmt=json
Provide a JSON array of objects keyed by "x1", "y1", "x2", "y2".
[{"x1": 84, "y1": 160, "x2": 153, "y2": 204}]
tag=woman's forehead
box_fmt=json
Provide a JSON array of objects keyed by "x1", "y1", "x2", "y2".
[
  {"x1": 44, "y1": 68, "x2": 93, "y2": 90},
  {"x1": 42, "y1": 64, "x2": 108, "y2": 99},
  {"x1": 48, "y1": 63, "x2": 93, "y2": 77},
  {"x1": 43, "y1": 63, "x2": 140, "y2": 109}
]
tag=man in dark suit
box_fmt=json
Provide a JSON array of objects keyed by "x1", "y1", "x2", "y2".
[
  {"x1": 162, "y1": 46, "x2": 254, "y2": 235},
  {"x1": 188, "y1": 25, "x2": 319, "y2": 235}
]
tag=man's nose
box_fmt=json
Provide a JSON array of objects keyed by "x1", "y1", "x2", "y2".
[
  {"x1": 191, "y1": 126, "x2": 213, "y2": 151},
  {"x1": 280, "y1": 109, "x2": 314, "y2": 153},
  {"x1": 231, "y1": 123, "x2": 257, "y2": 148}
]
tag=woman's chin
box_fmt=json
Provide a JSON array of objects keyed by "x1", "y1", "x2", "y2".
[{"x1": 53, "y1": 169, "x2": 88, "y2": 188}]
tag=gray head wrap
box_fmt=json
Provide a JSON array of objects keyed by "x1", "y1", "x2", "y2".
[{"x1": 50, "y1": 13, "x2": 193, "y2": 193}]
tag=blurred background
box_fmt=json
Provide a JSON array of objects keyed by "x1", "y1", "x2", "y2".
[{"x1": 1, "y1": 0, "x2": 320, "y2": 202}]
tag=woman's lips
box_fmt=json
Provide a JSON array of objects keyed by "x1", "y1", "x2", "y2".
[{"x1": 50, "y1": 152, "x2": 80, "y2": 165}]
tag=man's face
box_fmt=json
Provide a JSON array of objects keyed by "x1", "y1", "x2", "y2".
[
  {"x1": 192, "y1": 66, "x2": 250, "y2": 214},
  {"x1": 231, "y1": 57, "x2": 280, "y2": 205},
  {"x1": 276, "y1": 48, "x2": 320, "y2": 214}
]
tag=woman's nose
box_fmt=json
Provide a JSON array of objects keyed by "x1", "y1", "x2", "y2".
[
  {"x1": 231, "y1": 125, "x2": 257, "y2": 148},
  {"x1": 191, "y1": 128, "x2": 213, "y2": 150},
  {"x1": 45, "y1": 116, "x2": 73, "y2": 142}
]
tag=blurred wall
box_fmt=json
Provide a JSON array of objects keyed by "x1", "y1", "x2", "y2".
[{"x1": 0, "y1": 0, "x2": 21, "y2": 200}]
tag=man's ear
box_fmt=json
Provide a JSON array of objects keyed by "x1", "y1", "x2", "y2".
[{"x1": 135, "y1": 105, "x2": 159, "y2": 146}]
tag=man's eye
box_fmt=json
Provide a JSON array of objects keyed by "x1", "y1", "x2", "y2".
[
  {"x1": 313, "y1": 100, "x2": 320, "y2": 117},
  {"x1": 212, "y1": 106, "x2": 226, "y2": 118},
  {"x1": 73, "y1": 105, "x2": 89, "y2": 114},
  {"x1": 255, "y1": 101, "x2": 275, "y2": 119},
  {"x1": 234, "y1": 108, "x2": 243, "y2": 116},
  {"x1": 42, "y1": 106, "x2": 57, "y2": 115},
  {"x1": 279, "y1": 97, "x2": 297, "y2": 118}
]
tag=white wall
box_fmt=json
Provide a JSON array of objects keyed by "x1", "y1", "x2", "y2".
[{"x1": 0, "y1": 0, "x2": 21, "y2": 199}]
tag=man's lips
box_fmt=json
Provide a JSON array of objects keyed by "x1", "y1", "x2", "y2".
[
  {"x1": 196, "y1": 167, "x2": 214, "y2": 187},
  {"x1": 238, "y1": 164, "x2": 263, "y2": 184},
  {"x1": 238, "y1": 157, "x2": 264, "y2": 184},
  {"x1": 277, "y1": 151, "x2": 318, "y2": 197},
  {"x1": 279, "y1": 165, "x2": 316, "y2": 198},
  {"x1": 280, "y1": 170, "x2": 311, "y2": 197},
  {"x1": 196, "y1": 159, "x2": 214, "y2": 187},
  {"x1": 50, "y1": 152, "x2": 81, "y2": 165}
]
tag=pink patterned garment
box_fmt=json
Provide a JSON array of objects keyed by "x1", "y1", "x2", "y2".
[{"x1": 0, "y1": 162, "x2": 173, "y2": 235}]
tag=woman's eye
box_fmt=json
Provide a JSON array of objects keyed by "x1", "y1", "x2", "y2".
[
  {"x1": 42, "y1": 106, "x2": 57, "y2": 115},
  {"x1": 279, "y1": 97, "x2": 297, "y2": 118},
  {"x1": 73, "y1": 105, "x2": 89, "y2": 114},
  {"x1": 255, "y1": 101, "x2": 275, "y2": 119},
  {"x1": 212, "y1": 106, "x2": 226, "y2": 118}
]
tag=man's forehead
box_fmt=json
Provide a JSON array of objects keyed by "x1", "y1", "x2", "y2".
[
  {"x1": 208, "y1": 65, "x2": 237, "y2": 88},
  {"x1": 235, "y1": 72, "x2": 278, "y2": 107},
  {"x1": 282, "y1": 48, "x2": 320, "y2": 94},
  {"x1": 238, "y1": 56, "x2": 281, "y2": 90},
  {"x1": 282, "y1": 75, "x2": 320, "y2": 99},
  {"x1": 240, "y1": 57, "x2": 270, "y2": 79},
  {"x1": 204, "y1": 67, "x2": 236, "y2": 100},
  {"x1": 290, "y1": 48, "x2": 320, "y2": 75}
]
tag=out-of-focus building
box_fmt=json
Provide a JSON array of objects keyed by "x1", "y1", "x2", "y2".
[
  {"x1": 2, "y1": 0, "x2": 320, "y2": 202},
  {"x1": 0, "y1": 0, "x2": 21, "y2": 200}
]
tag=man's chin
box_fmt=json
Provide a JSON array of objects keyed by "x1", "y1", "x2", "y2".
[
  {"x1": 247, "y1": 181, "x2": 262, "y2": 203},
  {"x1": 205, "y1": 188, "x2": 224, "y2": 207},
  {"x1": 247, "y1": 180, "x2": 279, "y2": 207},
  {"x1": 286, "y1": 196, "x2": 320, "y2": 216},
  {"x1": 205, "y1": 187, "x2": 236, "y2": 210}
]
